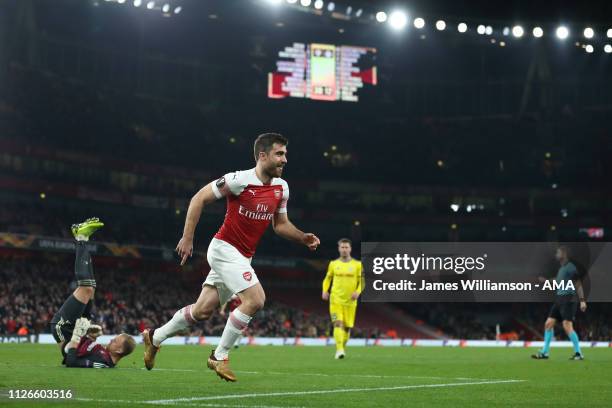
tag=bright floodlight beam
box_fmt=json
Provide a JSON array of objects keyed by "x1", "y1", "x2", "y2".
[
  {"x1": 583, "y1": 27, "x2": 594, "y2": 39},
  {"x1": 436, "y1": 20, "x2": 446, "y2": 31},
  {"x1": 133, "y1": 0, "x2": 142, "y2": 6},
  {"x1": 458, "y1": 23, "x2": 467, "y2": 33},
  {"x1": 477, "y1": 25, "x2": 486, "y2": 35},
  {"x1": 388, "y1": 11, "x2": 408, "y2": 30},
  {"x1": 485, "y1": 25, "x2": 493, "y2": 35},
  {"x1": 607, "y1": 28, "x2": 612, "y2": 38},
  {"x1": 585, "y1": 44, "x2": 594, "y2": 53},
  {"x1": 413, "y1": 17, "x2": 425, "y2": 29},
  {"x1": 512, "y1": 25, "x2": 524, "y2": 38},
  {"x1": 604, "y1": 44, "x2": 612, "y2": 53},
  {"x1": 314, "y1": 0, "x2": 323, "y2": 9},
  {"x1": 300, "y1": 0, "x2": 311, "y2": 7},
  {"x1": 556, "y1": 26, "x2": 569, "y2": 40},
  {"x1": 375, "y1": 11, "x2": 387, "y2": 23},
  {"x1": 533, "y1": 27, "x2": 543, "y2": 38}
]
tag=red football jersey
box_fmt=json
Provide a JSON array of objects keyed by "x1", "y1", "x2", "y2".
[{"x1": 211, "y1": 168, "x2": 289, "y2": 257}]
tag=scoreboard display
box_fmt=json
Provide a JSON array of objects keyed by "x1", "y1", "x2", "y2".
[{"x1": 268, "y1": 42, "x2": 377, "y2": 102}]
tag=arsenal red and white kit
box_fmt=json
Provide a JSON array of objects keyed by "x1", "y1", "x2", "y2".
[{"x1": 204, "y1": 168, "x2": 289, "y2": 302}]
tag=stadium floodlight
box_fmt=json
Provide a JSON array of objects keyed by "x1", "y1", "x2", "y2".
[
  {"x1": 346, "y1": 6, "x2": 352, "y2": 15},
  {"x1": 173, "y1": 6, "x2": 181, "y2": 14},
  {"x1": 458, "y1": 22, "x2": 467, "y2": 33},
  {"x1": 502, "y1": 27, "x2": 510, "y2": 36},
  {"x1": 450, "y1": 204, "x2": 460, "y2": 212},
  {"x1": 133, "y1": 0, "x2": 142, "y2": 6},
  {"x1": 533, "y1": 27, "x2": 544, "y2": 38},
  {"x1": 413, "y1": 17, "x2": 425, "y2": 29},
  {"x1": 117, "y1": 0, "x2": 126, "y2": 4},
  {"x1": 585, "y1": 44, "x2": 594, "y2": 53},
  {"x1": 146, "y1": 1, "x2": 154, "y2": 9},
  {"x1": 436, "y1": 20, "x2": 446, "y2": 31},
  {"x1": 477, "y1": 25, "x2": 486, "y2": 35},
  {"x1": 355, "y1": 8, "x2": 362, "y2": 17},
  {"x1": 556, "y1": 26, "x2": 569, "y2": 40},
  {"x1": 300, "y1": 0, "x2": 311, "y2": 7},
  {"x1": 327, "y1": 2, "x2": 334, "y2": 11},
  {"x1": 388, "y1": 11, "x2": 408, "y2": 30},
  {"x1": 608, "y1": 28, "x2": 612, "y2": 38},
  {"x1": 375, "y1": 11, "x2": 387, "y2": 23},
  {"x1": 287, "y1": 0, "x2": 297, "y2": 3},
  {"x1": 161, "y1": 3, "x2": 169, "y2": 12},
  {"x1": 485, "y1": 25, "x2": 493, "y2": 35},
  {"x1": 314, "y1": 0, "x2": 323, "y2": 9},
  {"x1": 512, "y1": 25, "x2": 524, "y2": 38},
  {"x1": 605, "y1": 44, "x2": 612, "y2": 53},
  {"x1": 584, "y1": 27, "x2": 594, "y2": 39}
]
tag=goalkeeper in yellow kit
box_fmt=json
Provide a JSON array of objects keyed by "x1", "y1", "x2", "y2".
[{"x1": 322, "y1": 238, "x2": 363, "y2": 359}]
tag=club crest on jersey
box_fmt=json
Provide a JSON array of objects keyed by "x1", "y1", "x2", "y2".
[
  {"x1": 243, "y1": 272, "x2": 252, "y2": 281},
  {"x1": 274, "y1": 190, "x2": 281, "y2": 199},
  {"x1": 248, "y1": 189, "x2": 256, "y2": 196}
]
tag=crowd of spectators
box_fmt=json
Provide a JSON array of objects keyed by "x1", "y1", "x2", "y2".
[
  {"x1": 2, "y1": 257, "x2": 610, "y2": 341},
  {"x1": 0, "y1": 258, "x2": 332, "y2": 339},
  {"x1": 403, "y1": 302, "x2": 612, "y2": 341}
]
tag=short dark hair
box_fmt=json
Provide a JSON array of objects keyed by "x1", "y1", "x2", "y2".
[
  {"x1": 254, "y1": 133, "x2": 288, "y2": 162},
  {"x1": 338, "y1": 238, "x2": 352, "y2": 246}
]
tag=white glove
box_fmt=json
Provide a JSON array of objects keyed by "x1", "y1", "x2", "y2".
[{"x1": 70, "y1": 317, "x2": 91, "y2": 344}]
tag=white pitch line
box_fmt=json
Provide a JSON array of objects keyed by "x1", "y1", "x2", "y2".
[
  {"x1": 74, "y1": 399, "x2": 301, "y2": 408},
  {"x1": 9, "y1": 364, "x2": 507, "y2": 382},
  {"x1": 235, "y1": 370, "x2": 509, "y2": 382},
  {"x1": 146, "y1": 379, "x2": 525, "y2": 405},
  {"x1": 123, "y1": 367, "x2": 512, "y2": 382}
]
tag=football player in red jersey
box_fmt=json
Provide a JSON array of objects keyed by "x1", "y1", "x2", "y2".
[{"x1": 143, "y1": 133, "x2": 320, "y2": 381}]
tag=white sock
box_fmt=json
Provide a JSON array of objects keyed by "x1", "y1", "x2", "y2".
[
  {"x1": 152, "y1": 304, "x2": 196, "y2": 347},
  {"x1": 214, "y1": 309, "x2": 251, "y2": 360}
]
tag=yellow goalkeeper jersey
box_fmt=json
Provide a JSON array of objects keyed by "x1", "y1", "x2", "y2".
[{"x1": 322, "y1": 258, "x2": 363, "y2": 306}]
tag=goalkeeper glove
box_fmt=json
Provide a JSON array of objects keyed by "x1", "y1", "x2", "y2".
[
  {"x1": 70, "y1": 317, "x2": 91, "y2": 344},
  {"x1": 87, "y1": 324, "x2": 103, "y2": 339}
]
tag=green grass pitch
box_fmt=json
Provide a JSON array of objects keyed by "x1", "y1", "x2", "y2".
[{"x1": 0, "y1": 344, "x2": 610, "y2": 407}]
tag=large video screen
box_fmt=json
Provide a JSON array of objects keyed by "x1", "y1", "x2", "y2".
[{"x1": 268, "y1": 42, "x2": 377, "y2": 102}]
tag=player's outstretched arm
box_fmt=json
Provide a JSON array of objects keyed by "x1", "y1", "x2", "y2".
[
  {"x1": 272, "y1": 212, "x2": 320, "y2": 251},
  {"x1": 176, "y1": 182, "x2": 217, "y2": 265}
]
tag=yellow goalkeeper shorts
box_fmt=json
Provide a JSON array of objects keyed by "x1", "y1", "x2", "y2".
[{"x1": 329, "y1": 303, "x2": 357, "y2": 328}]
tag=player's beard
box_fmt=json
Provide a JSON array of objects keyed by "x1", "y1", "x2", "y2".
[{"x1": 265, "y1": 163, "x2": 284, "y2": 178}]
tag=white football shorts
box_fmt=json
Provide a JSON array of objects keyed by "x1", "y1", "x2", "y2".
[{"x1": 203, "y1": 237, "x2": 259, "y2": 304}]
